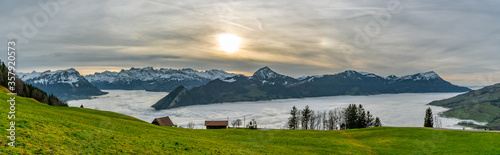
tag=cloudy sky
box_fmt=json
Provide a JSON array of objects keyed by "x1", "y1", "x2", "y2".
[{"x1": 1, "y1": 0, "x2": 499, "y2": 86}]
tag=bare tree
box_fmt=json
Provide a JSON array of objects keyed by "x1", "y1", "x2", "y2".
[
  {"x1": 336, "y1": 107, "x2": 346, "y2": 130},
  {"x1": 231, "y1": 119, "x2": 242, "y2": 128},
  {"x1": 327, "y1": 109, "x2": 336, "y2": 130},
  {"x1": 315, "y1": 112, "x2": 322, "y2": 130},
  {"x1": 309, "y1": 111, "x2": 316, "y2": 130},
  {"x1": 286, "y1": 105, "x2": 381, "y2": 131},
  {"x1": 321, "y1": 111, "x2": 327, "y2": 130},
  {"x1": 187, "y1": 121, "x2": 195, "y2": 129},
  {"x1": 434, "y1": 116, "x2": 442, "y2": 128},
  {"x1": 231, "y1": 120, "x2": 237, "y2": 128},
  {"x1": 235, "y1": 119, "x2": 242, "y2": 128}
]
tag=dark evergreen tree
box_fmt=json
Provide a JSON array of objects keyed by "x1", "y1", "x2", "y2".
[
  {"x1": 301, "y1": 105, "x2": 312, "y2": 129},
  {"x1": 366, "y1": 111, "x2": 375, "y2": 127},
  {"x1": 357, "y1": 105, "x2": 367, "y2": 128},
  {"x1": 345, "y1": 104, "x2": 358, "y2": 129},
  {"x1": 287, "y1": 106, "x2": 299, "y2": 129},
  {"x1": 374, "y1": 117, "x2": 382, "y2": 127},
  {"x1": 424, "y1": 107, "x2": 434, "y2": 127}
]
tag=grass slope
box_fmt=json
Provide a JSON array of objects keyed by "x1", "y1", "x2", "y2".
[
  {"x1": 429, "y1": 83, "x2": 500, "y2": 129},
  {"x1": 1, "y1": 87, "x2": 499, "y2": 154}
]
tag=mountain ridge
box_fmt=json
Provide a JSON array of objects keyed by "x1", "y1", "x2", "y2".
[
  {"x1": 17, "y1": 68, "x2": 107, "y2": 100},
  {"x1": 85, "y1": 67, "x2": 237, "y2": 92},
  {"x1": 153, "y1": 67, "x2": 471, "y2": 110}
]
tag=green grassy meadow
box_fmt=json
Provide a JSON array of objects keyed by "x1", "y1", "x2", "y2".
[{"x1": 1, "y1": 86, "x2": 499, "y2": 154}]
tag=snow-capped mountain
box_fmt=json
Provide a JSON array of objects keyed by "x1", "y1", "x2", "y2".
[
  {"x1": 299, "y1": 70, "x2": 443, "y2": 83},
  {"x1": 252, "y1": 67, "x2": 298, "y2": 85},
  {"x1": 85, "y1": 67, "x2": 237, "y2": 91},
  {"x1": 19, "y1": 68, "x2": 81, "y2": 85},
  {"x1": 393, "y1": 71, "x2": 441, "y2": 81},
  {"x1": 18, "y1": 68, "x2": 107, "y2": 100},
  {"x1": 153, "y1": 67, "x2": 471, "y2": 110},
  {"x1": 253, "y1": 66, "x2": 285, "y2": 79}
]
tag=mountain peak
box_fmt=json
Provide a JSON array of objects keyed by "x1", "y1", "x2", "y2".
[
  {"x1": 143, "y1": 66, "x2": 154, "y2": 70},
  {"x1": 398, "y1": 71, "x2": 441, "y2": 81},
  {"x1": 252, "y1": 66, "x2": 280, "y2": 79},
  {"x1": 419, "y1": 71, "x2": 440, "y2": 80},
  {"x1": 338, "y1": 70, "x2": 361, "y2": 77},
  {"x1": 343, "y1": 70, "x2": 358, "y2": 73},
  {"x1": 64, "y1": 68, "x2": 78, "y2": 73}
]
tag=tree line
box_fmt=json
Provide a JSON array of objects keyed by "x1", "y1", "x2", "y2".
[
  {"x1": 0, "y1": 61, "x2": 67, "y2": 106},
  {"x1": 286, "y1": 104, "x2": 381, "y2": 130}
]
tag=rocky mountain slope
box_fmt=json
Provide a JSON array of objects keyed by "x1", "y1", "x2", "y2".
[
  {"x1": 85, "y1": 67, "x2": 237, "y2": 92},
  {"x1": 17, "y1": 68, "x2": 107, "y2": 100},
  {"x1": 153, "y1": 67, "x2": 471, "y2": 109}
]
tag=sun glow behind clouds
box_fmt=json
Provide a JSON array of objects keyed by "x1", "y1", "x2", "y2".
[{"x1": 217, "y1": 33, "x2": 242, "y2": 53}]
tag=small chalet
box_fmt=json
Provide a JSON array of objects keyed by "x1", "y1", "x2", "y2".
[
  {"x1": 152, "y1": 116, "x2": 174, "y2": 127},
  {"x1": 205, "y1": 120, "x2": 228, "y2": 129}
]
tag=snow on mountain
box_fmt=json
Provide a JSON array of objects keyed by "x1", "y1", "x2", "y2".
[
  {"x1": 358, "y1": 71, "x2": 378, "y2": 78},
  {"x1": 252, "y1": 67, "x2": 298, "y2": 85},
  {"x1": 331, "y1": 70, "x2": 383, "y2": 80},
  {"x1": 420, "y1": 71, "x2": 440, "y2": 79},
  {"x1": 18, "y1": 68, "x2": 83, "y2": 85},
  {"x1": 385, "y1": 75, "x2": 399, "y2": 80},
  {"x1": 252, "y1": 66, "x2": 282, "y2": 79},
  {"x1": 296, "y1": 70, "x2": 445, "y2": 85},
  {"x1": 396, "y1": 71, "x2": 441, "y2": 81},
  {"x1": 222, "y1": 77, "x2": 237, "y2": 83},
  {"x1": 87, "y1": 71, "x2": 119, "y2": 83},
  {"x1": 85, "y1": 67, "x2": 237, "y2": 83},
  {"x1": 296, "y1": 75, "x2": 324, "y2": 83},
  {"x1": 17, "y1": 68, "x2": 107, "y2": 100}
]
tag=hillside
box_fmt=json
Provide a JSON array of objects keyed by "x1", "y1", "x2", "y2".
[
  {"x1": 1, "y1": 86, "x2": 499, "y2": 154},
  {"x1": 153, "y1": 67, "x2": 471, "y2": 110},
  {"x1": 429, "y1": 83, "x2": 500, "y2": 129}
]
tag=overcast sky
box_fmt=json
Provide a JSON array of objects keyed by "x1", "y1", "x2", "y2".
[{"x1": 1, "y1": 0, "x2": 499, "y2": 86}]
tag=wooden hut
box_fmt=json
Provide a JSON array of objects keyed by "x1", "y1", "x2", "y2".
[
  {"x1": 152, "y1": 116, "x2": 174, "y2": 127},
  {"x1": 205, "y1": 120, "x2": 228, "y2": 129}
]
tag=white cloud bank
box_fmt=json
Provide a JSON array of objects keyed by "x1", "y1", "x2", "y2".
[{"x1": 68, "y1": 90, "x2": 480, "y2": 129}]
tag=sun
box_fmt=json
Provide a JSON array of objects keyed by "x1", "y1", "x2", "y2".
[{"x1": 217, "y1": 33, "x2": 242, "y2": 53}]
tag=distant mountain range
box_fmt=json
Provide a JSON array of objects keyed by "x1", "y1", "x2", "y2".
[
  {"x1": 429, "y1": 83, "x2": 500, "y2": 129},
  {"x1": 0, "y1": 60, "x2": 66, "y2": 106},
  {"x1": 18, "y1": 67, "x2": 237, "y2": 100},
  {"x1": 85, "y1": 67, "x2": 237, "y2": 92},
  {"x1": 152, "y1": 67, "x2": 471, "y2": 110},
  {"x1": 17, "y1": 68, "x2": 107, "y2": 101}
]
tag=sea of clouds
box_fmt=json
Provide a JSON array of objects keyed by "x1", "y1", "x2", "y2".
[{"x1": 68, "y1": 90, "x2": 480, "y2": 129}]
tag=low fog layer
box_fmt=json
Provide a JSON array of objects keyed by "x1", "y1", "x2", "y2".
[{"x1": 68, "y1": 90, "x2": 478, "y2": 129}]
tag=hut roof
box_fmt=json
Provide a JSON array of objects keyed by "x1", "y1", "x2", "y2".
[
  {"x1": 152, "y1": 116, "x2": 174, "y2": 126},
  {"x1": 205, "y1": 120, "x2": 228, "y2": 126}
]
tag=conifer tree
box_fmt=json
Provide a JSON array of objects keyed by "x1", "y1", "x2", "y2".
[
  {"x1": 288, "y1": 106, "x2": 299, "y2": 129},
  {"x1": 424, "y1": 107, "x2": 434, "y2": 127},
  {"x1": 301, "y1": 105, "x2": 312, "y2": 129}
]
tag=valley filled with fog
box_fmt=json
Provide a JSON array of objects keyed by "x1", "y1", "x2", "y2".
[{"x1": 68, "y1": 90, "x2": 479, "y2": 129}]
